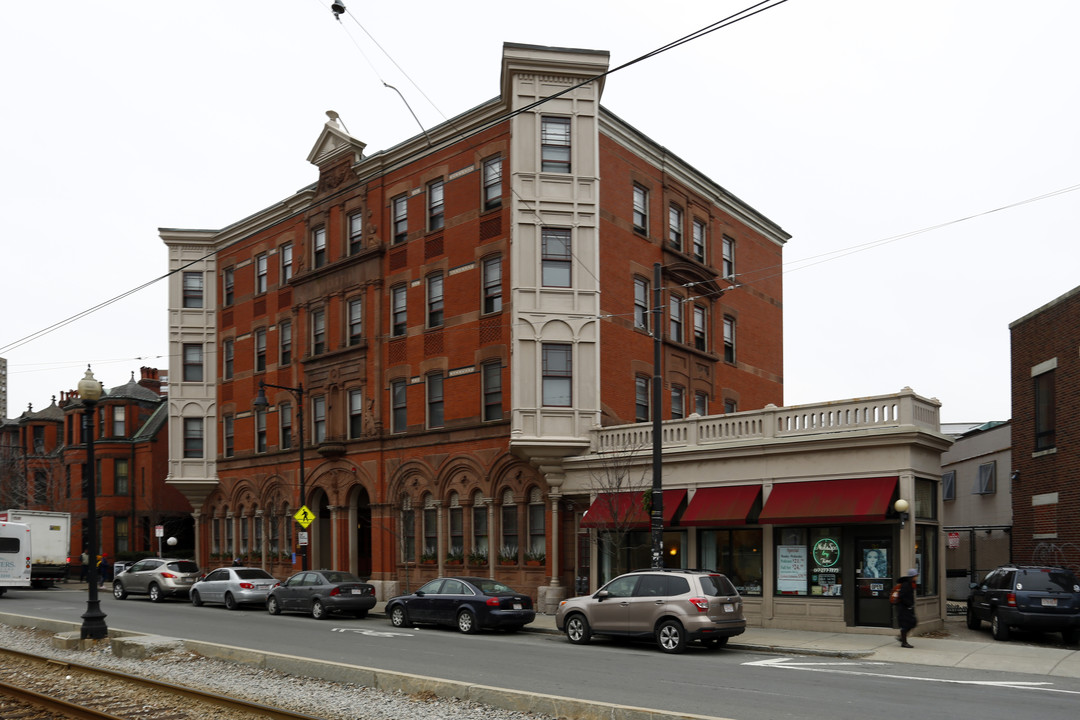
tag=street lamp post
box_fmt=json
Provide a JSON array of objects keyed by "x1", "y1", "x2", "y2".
[
  {"x1": 253, "y1": 381, "x2": 306, "y2": 571},
  {"x1": 650, "y1": 262, "x2": 664, "y2": 568},
  {"x1": 78, "y1": 366, "x2": 108, "y2": 640}
]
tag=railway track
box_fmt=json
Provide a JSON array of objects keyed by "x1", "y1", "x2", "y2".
[{"x1": 0, "y1": 646, "x2": 326, "y2": 720}]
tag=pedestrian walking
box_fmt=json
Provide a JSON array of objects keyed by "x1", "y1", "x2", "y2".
[
  {"x1": 897, "y1": 567, "x2": 918, "y2": 648},
  {"x1": 79, "y1": 551, "x2": 89, "y2": 582}
]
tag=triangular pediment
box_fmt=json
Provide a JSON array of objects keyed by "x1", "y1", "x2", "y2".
[{"x1": 307, "y1": 117, "x2": 366, "y2": 168}]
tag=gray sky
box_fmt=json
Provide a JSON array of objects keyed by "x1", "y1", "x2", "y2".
[{"x1": 2, "y1": 0, "x2": 1077, "y2": 423}]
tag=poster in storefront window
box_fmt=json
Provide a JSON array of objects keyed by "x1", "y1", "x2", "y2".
[{"x1": 777, "y1": 545, "x2": 807, "y2": 594}]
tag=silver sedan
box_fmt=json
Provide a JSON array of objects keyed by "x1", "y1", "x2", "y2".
[{"x1": 190, "y1": 567, "x2": 278, "y2": 610}]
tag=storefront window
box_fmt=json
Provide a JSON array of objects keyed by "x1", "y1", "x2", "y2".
[
  {"x1": 915, "y1": 524, "x2": 938, "y2": 596},
  {"x1": 700, "y1": 529, "x2": 763, "y2": 596},
  {"x1": 598, "y1": 530, "x2": 685, "y2": 585},
  {"x1": 774, "y1": 527, "x2": 843, "y2": 596},
  {"x1": 914, "y1": 478, "x2": 936, "y2": 520}
]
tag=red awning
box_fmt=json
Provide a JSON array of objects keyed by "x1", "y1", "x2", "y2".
[
  {"x1": 758, "y1": 477, "x2": 898, "y2": 525},
  {"x1": 580, "y1": 489, "x2": 687, "y2": 529},
  {"x1": 680, "y1": 485, "x2": 761, "y2": 526}
]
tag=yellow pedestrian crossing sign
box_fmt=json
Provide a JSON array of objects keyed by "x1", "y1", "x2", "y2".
[{"x1": 293, "y1": 505, "x2": 315, "y2": 528}]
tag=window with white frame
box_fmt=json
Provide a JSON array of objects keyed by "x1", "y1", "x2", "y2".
[
  {"x1": 668, "y1": 205, "x2": 683, "y2": 251},
  {"x1": 723, "y1": 398, "x2": 737, "y2": 414},
  {"x1": 255, "y1": 407, "x2": 267, "y2": 453},
  {"x1": 540, "y1": 116, "x2": 571, "y2": 173},
  {"x1": 312, "y1": 309, "x2": 326, "y2": 355},
  {"x1": 254, "y1": 328, "x2": 267, "y2": 371},
  {"x1": 695, "y1": 391, "x2": 708, "y2": 416},
  {"x1": 279, "y1": 403, "x2": 292, "y2": 449},
  {"x1": 427, "y1": 373, "x2": 444, "y2": 429},
  {"x1": 693, "y1": 305, "x2": 707, "y2": 351},
  {"x1": 423, "y1": 494, "x2": 437, "y2": 560},
  {"x1": 112, "y1": 405, "x2": 125, "y2": 437},
  {"x1": 634, "y1": 277, "x2": 650, "y2": 331},
  {"x1": 182, "y1": 343, "x2": 203, "y2": 382},
  {"x1": 483, "y1": 156, "x2": 502, "y2": 210},
  {"x1": 223, "y1": 415, "x2": 234, "y2": 458},
  {"x1": 183, "y1": 272, "x2": 203, "y2": 308},
  {"x1": 723, "y1": 316, "x2": 736, "y2": 363},
  {"x1": 635, "y1": 376, "x2": 650, "y2": 422},
  {"x1": 975, "y1": 462, "x2": 996, "y2": 495},
  {"x1": 671, "y1": 385, "x2": 685, "y2": 420},
  {"x1": 427, "y1": 273, "x2": 444, "y2": 327},
  {"x1": 633, "y1": 184, "x2": 648, "y2": 234},
  {"x1": 392, "y1": 195, "x2": 408, "y2": 244},
  {"x1": 722, "y1": 235, "x2": 735, "y2": 279},
  {"x1": 348, "y1": 298, "x2": 363, "y2": 345},
  {"x1": 500, "y1": 489, "x2": 518, "y2": 561},
  {"x1": 472, "y1": 491, "x2": 488, "y2": 558},
  {"x1": 428, "y1": 179, "x2": 445, "y2": 231},
  {"x1": 669, "y1": 295, "x2": 684, "y2": 343},
  {"x1": 482, "y1": 256, "x2": 502, "y2": 313},
  {"x1": 942, "y1": 470, "x2": 956, "y2": 501},
  {"x1": 542, "y1": 343, "x2": 572, "y2": 406},
  {"x1": 279, "y1": 321, "x2": 292, "y2": 365},
  {"x1": 312, "y1": 396, "x2": 326, "y2": 444},
  {"x1": 256, "y1": 253, "x2": 268, "y2": 293},
  {"x1": 448, "y1": 493, "x2": 464, "y2": 558},
  {"x1": 348, "y1": 212, "x2": 363, "y2": 254},
  {"x1": 183, "y1": 417, "x2": 203, "y2": 458},
  {"x1": 281, "y1": 243, "x2": 293, "y2": 282},
  {"x1": 1034, "y1": 367, "x2": 1055, "y2": 451},
  {"x1": 541, "y1": 227, "x2": 571, "y2": 287},
  {"x1": 391, "y1": 379, "x2": 407, "y2": 433},
  {"x1": 483, "y1": 362, "x2": 502, "y2": 422},
  {"x1": 692, "y1": 219, "x2": 706, "y2": 263},
  {"x1": 223, "y1": 338, "x2": 234, "y2": 379},
  {"x1": 401, "y1": 496, "x2": 415, "y2": 563},
  {"x1": 115, "y1": 458, "x2": 129, "y2": 495},
  {"x1": 391, "y1": 285, "x2": 407, "y2": 337},
  {"x1": 312, "y1": 226, "x2": 327, "y2": 268},
  {"x1": 223, "y1": 267, "x2": 234, "y2": 306},
  {"x1": 528, "y1": 487, "x2": 545, "y2": 557}
]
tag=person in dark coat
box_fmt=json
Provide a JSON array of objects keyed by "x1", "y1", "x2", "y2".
[{"x1": 897, "y1": 567, "x2": 918, "y2": 647}]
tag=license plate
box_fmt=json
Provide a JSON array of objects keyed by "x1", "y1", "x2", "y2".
[
  {"x1": 724, "y1": 603, "x2": 734, "y2": 612},
  {"x1": 255, "y1": 584, "x2": 269, "y2": 590},
  {"x1": 181, "y1": 578, "x2": 193, "y2": 584},
  {"x1": 1042, "y1": 598, "x2": 1057, "y2": 607},
  {"x1": 513, "y1": 603, "x2": 522, "y2": 610},
  {"x1": 350, "y1": 589, "x2": 363, "y2": 595}
]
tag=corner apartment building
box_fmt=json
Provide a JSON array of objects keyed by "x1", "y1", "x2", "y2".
[
  {"x1": 162, "y1": 43, "x2": 788, "y2": 605},
  {"x1": 1010, "y1": 284, "x2": 1080, "y2": 571}
]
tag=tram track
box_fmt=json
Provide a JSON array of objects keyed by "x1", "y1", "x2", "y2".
[{"x1": 0, "y1": 646, "x2": 326, "y2": 720}]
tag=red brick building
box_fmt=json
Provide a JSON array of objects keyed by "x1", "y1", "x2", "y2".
[
  {"x1": 1010, "y1": 284, "x2": 1080, "y2": 571},
  {"x1": 163, "y1": 44, "x2": 788, "y2": 606}
]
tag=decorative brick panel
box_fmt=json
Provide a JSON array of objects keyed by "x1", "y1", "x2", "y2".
[
  {"x1": 388, "y1": 339, "x2": 406, "y2": 365},
  {"x1": 480, "y1": 216, "x2": 501, "y2": 241},
  {"x1": 480, "y1": 317, "x2": 501, "y2": 345},
  {"x1": 425, "y1": 235, "x2": 444, "y2": 259},
  {"x1": 390, "y1": 248, "x2": 407, "y2": 271},
  {"x1": 425, "y1": 331, "x2": 444, "y2": 356}
]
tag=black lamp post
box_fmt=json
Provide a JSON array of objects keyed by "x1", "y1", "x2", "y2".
[
  {"x1": 253, "y1": 381, "x2": 307, "y2": 571},
  {"x1": 650, "y1": 262, "x2": 664, "y2": 568},
  {"x1": 78, "y1": 365, "x2": 108, "y2": 640}
]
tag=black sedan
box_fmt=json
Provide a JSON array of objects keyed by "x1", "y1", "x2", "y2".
[
  {"x1": 266, "y1": 570, "x2": 377, "y2": 620},
  {"x1": 386, "y1": 576, "x2": 535, "y2": 634}
]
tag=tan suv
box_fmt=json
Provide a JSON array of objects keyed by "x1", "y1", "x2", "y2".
[
  {"x1": 556, "y1": 568, "x2": 746, "y2": 653},
  {"x1": 112, "y1": 558, "x2": 201, "y2": 602}
]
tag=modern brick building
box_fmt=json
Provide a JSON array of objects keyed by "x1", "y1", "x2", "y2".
[
  {"x1": 161, "y1": 43, "x2": 788, "y2": 606},
  {"x1": 1010, "y1": 284, "x2": 1080, "y2": 572}
]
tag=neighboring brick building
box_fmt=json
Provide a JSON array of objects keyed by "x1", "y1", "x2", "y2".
[
  {"x1": 1010, "y1": 284, "x2": 1080, "y2": 572},
  {"x1": 161, "y1": 43, "x2": 788, "y2": 606}
]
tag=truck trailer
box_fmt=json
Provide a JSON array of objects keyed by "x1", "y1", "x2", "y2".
[
  {"x1": 0, "y1": 510, "x2": 71, "y2": 587},
  {"x1": 0, "y1": 521, "x2": 33, "y2": 596}
]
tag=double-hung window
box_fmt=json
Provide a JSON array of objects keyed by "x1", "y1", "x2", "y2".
[
  {"x1": 182, "y1": 343, "x2": 203, "y2": 382},
  {"x1": 223, "y1": 268, "x2": 234, "y2": 306},
  {"x1": 541, "y1": 116, "x2": 571, "y2": 173},
  {"x1": 349, "y1": 389, "x2": 363, "y2": 439},
  {"x1": 695, "y1": 391, "x2": 708, "y2": 416},
  {"x1": 693, "y1": 305, "x2": 707, "y2": 351},
  {"x1": 722, "y1": 235, "x2": 735, "y2": 279},
  {"x1": 633, "y1": 185, "x2": 648, "y2": 234},
  {"x1": 183, "y1": 418, "x2": 204, "y2": 458},
  {"x1": 348, "y1": 298, "x2": 363, "y2": 345},
  {"x1": 542, "y1": 343, "x2": 572, "y2": 407},
  {"x1": 635, "y1": 376, "x2": 650, "y2": 422},
  {"x1": 723, "y1": 316, "x2": 736, "y2": 363},
  {"x1": 427, "y1": 373, "x2": 444, "y2": 428},
  {"x1": 392, "y1": 195, "x2": 408, "y2": 244},
  {"x1": 112, "y1": 406, "x2": 126, "y2": 437},
  {"x1": 541, "y1": 228, "x2": 571, "y2": 287},
  {"x1": 483, "y1": 362, "x2": 502, "y2": 421},
  {"x1": 668, "y1": 205, "x2": 683, "y2": 251},
  {"x1": 482, "y1": 256, "x2": 502, "y2": 313},
  {"x1": 312, "y1": 396, "x2": 326, "y2": 443},
  {"x1": 671, "y1": 386, "x2": 685, "y2": 420},
  {"x1": 427, "y1": 273, "x2": 444, "y2": 328},
  {"x1": 669, "y1": 296, "x2": 684, "y2": 343},
  {"x1": 183, "y1": 272, "x2": 203, "y2": 308},
  {"x1": 692, "y1": 219, "x2": 706, "y2": 263},
  {"x1": 254, "y1": 328, "x2": 267, "y2": 371},
  {"x1": 279, "y1": 321, "x2": 292, "y2": 365},
  {"x1": 255, "y1": 407, "x2": 267, "y2": 453},
  {"x1": 279, "y1": 403, "x2": 292, "y2": 450},
  {"x1": 312, "y1": 226, "x2": 327, "y2": 268},
  {"x1": 312, "y1": 309, "x2": 326, "y2": 355},
  {"x1": 348, "y1": 212, "x2": 363, "y2": 254},
  {"x1": 391, "y1": 285, "x2": 407, "y2": 337},
  {"x1": 281, "y1": 243, "x2": 293, "y2": 282},
  {"x1": 255, "y1": 254, "x2": 268, "y2": 293},
  {"x1": 391, "y1": 379, "x2": 407, "y2": 433},
  {"x1": 483, "y1": 156, "x2": 502, "y2": 210},
  {"x1": 223, "y1": 339, "x2": 234, "y2": 379},
  {"x1": 633, "y1": 277, "x2": 649, "y2": 331},
  {"x1": 428, "y1": 179, "x2": 444, "y2": 231},
  {"x1": 223, "y1": 415, "x2": 234, "y2": 457}
]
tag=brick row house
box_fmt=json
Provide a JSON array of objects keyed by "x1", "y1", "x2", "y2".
[{"x1": 162, "y1": 44, "x2": 788, "y2": 607}]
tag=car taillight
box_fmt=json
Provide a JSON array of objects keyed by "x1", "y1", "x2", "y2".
[
  {"x1": 239, "y1": 582, "x2": 255, "y2": 589},
  {"x1": 160, "y1": 572, "x2": 177, "y2": 579},
  {"x1": 330, "y1": 587, "x2": 341, "y2": 597},
  {"x1": 1007, "y1": 592, "x2": 1017, "y2": 607},
  {"x1": 689, "y1": 597, "x2": 709, "y2": 612},
  {"x1": 486, "y1": 597, "x2": 501, "y2": 607}
]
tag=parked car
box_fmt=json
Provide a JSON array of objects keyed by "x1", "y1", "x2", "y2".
[
  {"x1": 556, "y1": 568, "x2": 746, "y2": 653},
  {"x1": 386, "y1": 576, "x2": 535, "y2": 633},
  {"x1": 190, "y1": 567, "x2": 278, "y2": 610},
  {"x1": 267, "y1": 570, "x2": 376, "y2": 620},
  {"x1": 966, "y1": 564, "x2": 1080, "y2": 643},
  {"x1": 112, "y1": 558, "x2": 201, "y2": 602}
]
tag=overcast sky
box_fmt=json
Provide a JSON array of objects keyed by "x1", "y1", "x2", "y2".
[{"x1": 2, "y1": 0, "x2": 1077, "y2": 424}]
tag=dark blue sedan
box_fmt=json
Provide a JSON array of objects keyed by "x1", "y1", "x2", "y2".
[{"x1": 386, "y1": 576, "x2": 535, "y2": 633}]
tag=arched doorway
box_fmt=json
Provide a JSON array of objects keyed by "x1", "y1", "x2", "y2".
[{"x1": 352, "y1": 486, "x2": 372, "y2": 578}]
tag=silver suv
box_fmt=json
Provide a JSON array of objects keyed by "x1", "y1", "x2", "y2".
[
  {"x1": 113, "y1": 558, "x2": 201, "y2": 602},
  {"x1": 555, "y1": 568, "x2": 746, "y2": 653}
]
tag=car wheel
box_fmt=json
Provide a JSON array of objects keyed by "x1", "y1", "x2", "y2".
[
  {"x1": 1062, "y1": 628, "x2": 1078, "y2": 645},
  {"x1": 991, "y1": 611, "x2": 1010, "y2": 641},
  {"x1": 966, "y1": 604, "x2": 981, "y2": 630},
  {"x1": 112, "y1": 582, "x2": 128, "y2": 600},
  {"x1": 312, "y1": 599, "x2": 328, "y2": 620},
  {"x1": 389, "y1": 605, "x2": 411, "y2": 628},
  {"x1": 267, "y1": 596, "x2": 281, "y2": 615},
  {"x1": 224, "y1": 592, "x2": 239, "y2": 611},
  {"x1": 148, "y1": 584, "x2": 163, "y2": 603},
  {"x1": 656, "y1": 619, "x2": 687, "y2": 654},
  {"x1": 353, "y1": 609, "x2": 368, "y2": 619},
  {"x1": 191, "y1": 590, "x2": 203, "y2": 607},
  {"x1": 565, "y1": 614, "x2": 591, "y2": 645},
  {"x1": 457, "y1": 609, "x2": 478, "y2": 634}
]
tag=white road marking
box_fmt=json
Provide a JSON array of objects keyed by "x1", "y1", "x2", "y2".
[{"x1": 332, "y1": 627, "x2": 415, "y2": 637}]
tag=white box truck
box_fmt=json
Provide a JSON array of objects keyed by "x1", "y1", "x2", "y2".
[
  {"x1": 0, "y1": 521, "x2": 33, "y2": 596},
  {"x1": 0, "y1": 510, "x2": 71, "y2": 587}
]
